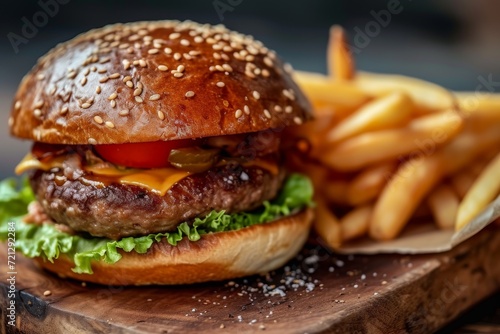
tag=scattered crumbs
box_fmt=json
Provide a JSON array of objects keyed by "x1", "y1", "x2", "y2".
[
  {"x1": 335, "y1": 260, "x2": 345, "y2": 267},
  {"x1": 361, "y1": 274, "x2": 366, "y2": 280}
]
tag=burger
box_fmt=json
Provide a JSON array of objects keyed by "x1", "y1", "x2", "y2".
[{"x1": 3, "y1": 20, "x2": 314, "y2": 285}]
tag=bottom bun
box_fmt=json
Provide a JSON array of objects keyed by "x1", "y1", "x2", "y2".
[{"x1": 35, "y1": 208, "x2": 314, "y2": 285}]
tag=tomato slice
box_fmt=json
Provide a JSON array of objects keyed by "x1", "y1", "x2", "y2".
[{"x1": 94, "y1": 139, "x2": 199, "y2": 169}]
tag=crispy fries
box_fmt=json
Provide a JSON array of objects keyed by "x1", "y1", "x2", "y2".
[
  {"x1": 427, "y1": 184, "x2": 459, "y2": 229},
  {"x1": 326, "y1": 92, "x2": 412, "y2": 143},
  {"x1": 287, "y1": 25, "x2": 500, "y2": 248},
  {"x1": 456, "y1": 152, "x2": 500, "y2": 230},
  {"x1": 328, "y1": 26, "x2": 355, "y2": 81}
]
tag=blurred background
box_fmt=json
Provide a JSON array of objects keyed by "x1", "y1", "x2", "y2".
[{"x1": 1, "y1": 0, "x2": 499, "y2": 179}]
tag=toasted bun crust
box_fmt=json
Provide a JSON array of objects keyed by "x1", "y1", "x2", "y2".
[
  {"x1": 10, "y1": 20, "x2": 312, "y2": 144},
  {"x1": 35, "y1": 208, "x2": 313, "y2": 285}
]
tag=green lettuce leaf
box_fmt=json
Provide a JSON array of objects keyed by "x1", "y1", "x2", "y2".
[{"x1": 0, "y1": 174, "x2": 313, "y2": 274}]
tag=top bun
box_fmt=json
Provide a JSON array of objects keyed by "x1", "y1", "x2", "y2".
[{"x1": 10, "y1": 20, "x2": 312, "y2": 144}]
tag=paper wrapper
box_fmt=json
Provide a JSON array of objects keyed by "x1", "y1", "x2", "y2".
[{"x1": 336, "y1": 196, "x2": 500, "y2": 254}]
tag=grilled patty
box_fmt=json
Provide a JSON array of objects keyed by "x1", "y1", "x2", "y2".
[{"x1": 30, "y1": 158, "x2": 285, "y2": 240}]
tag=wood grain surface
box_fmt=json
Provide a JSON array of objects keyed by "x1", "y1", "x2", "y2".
[{"x1": 1, "y1": 228, "x2": 500, "y2": 334}]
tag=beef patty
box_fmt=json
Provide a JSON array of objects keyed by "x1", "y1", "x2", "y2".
[{"x1": 30, "y1": 159, "x2": 285, "y2": 240}]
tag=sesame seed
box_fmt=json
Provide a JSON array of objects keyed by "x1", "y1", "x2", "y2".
[
  {"x1": 96, "y1": 86, "x2": 102, "y2": 94},
  {"x1": 284, "y1": 63, "x2": 294, "y2": 74},
  {"x1": 99, "y1": 57, "x2": 110, "y2": 64},
  {"x1": 221, "y1": 53, "x2": 230, "y2": 61},
  {"x1": 81, "y1": 103, "x2": 92, "y2": 109},
  {"x1": 262, "y1": 69, "x2": 270, "y2": 77},
  {"x1": 133, "y1": 60, "x2": 140, "y2": 66},
  {"x1": 194, "y1": 36, "x2": 203, "y2": 43},
  {"x1": 110, "y1": 100, "x2": 116, "y2": 108},
  {"x1": 263, "y1": 109, "x2": 271, "y2": 119},
  {"x1": 222, "y1": 64, "x2": 233, "y2": 72},
  {"x1": 126, "y1": 81, "x2": 134, "y2": 88},
  {"x1": 212, "y1": 44, "x2": 222, "y2": 51},
  {"x1": 108, "y1": 92, "x2": 118, "y2": 100},
  {"x1": 293, "y1": 116, "x2": 303, "y2": 125},
  {"x1": 122, "y1": 60, "x2": 131, "y2": 70},
  {"x1": 109, "y1": 73, "x2": 120, "y2": 79},
  {"x1": 213, "y1": 52, "x2": 221, "y2": 60},
  {"x1": 285, "y1": 106, "x2": 293, "y2": 113},
  {"x1": 60, "y1": 106, "x2": 68, "y2": 115},
  {"x1": 8, "y1": 116, "x2": 13, "y2": 126},
  {"x1": 243, "y1": 105, "x2": 250, "y2": 115},
  {"x1": 263, "y1": 57, "x2": 273, "y2": 67},
  {"x1": 215, "y1": 65, "x2": 224, "y2": 72},
  {"x1": 14, "y1": 101, "x2": 21, "y2": 110},
  {"x1": 164, "y1": 47, "x2": 172, "y2": 54},
  {"x1": 223, "y1": 45, "x2": 232, "y2": 52},
  {"x1": 274, "y1": 105, "x2": 282, "y2": 112},
  {"x1": 119, "y1": 43, "x2": 130, "y2": 49},
  {"x1": 174, "y1": 53, "x2": 182, "y2": 60},
  {"x1": 81, "y1": 77, "x2": 87, "y2": 86},
  {"x1": 123, "y1": 75, "x2": 132, "y2": 82},
  {"x1": 129, "y1": 34, "x2": 140, "y2": 41},
  {"x1": 34, "y1": 100, "x2": 44, "y2": 109},
  {"x1": 37, "y1": 73, "x2": 45, "y2": 80},
  {"x1": 49, "y1": 86, "x2": 56, "y2": 95},
  {"x1": 283, "y1": 89, "x2": 295, "y2": 100},
  {"x1": 94, "y1": 115, "x2": 103, "y2": 124},
  {"x1": 216, "y1": 81, "x2": 225, "y2": 87},
  {"x1": 98, "y1": 68, "x2": 107, "y2": 74},
  {"x1": 158, "y1": 65, "x2": 168, "y2": 71},
  {"x1": 180, "y1": 39, "x2": 190, "y2": 46},
  {"x1": 139, "y1": 59, "x2": 147, "y2": 67},
  {"x1": 99, "y1": 77, "x2": 109, "y2": 83},
  {"x1": 105, "y1": 121, "x2": 115, "y2": 128},
  {"x1": 119, "y1": 109, "x2": 129, "y2": 116},
  {"x1": 154, "y1": 109, "x2": 164, "y2": 120},
  {"x1": 235, "y1": 109, "x2": 243, "y2": 118},
  {"x1": 33, "y1": 109, "x2": 42, "y2": 117},
  {"x1": 134, "y1": 88, "x2": 142, "y2": 96},
  {"x1": 209, "y1": 66, "x2": 215, "y2": 72},
  {"x1": 43, "y1": 290, "x2": 52, "y2": 297},
  {"x1": 173, "y1": 72, "x2": 184, "y2": 78},
  {"x1": 83, "y1": 68, "x2": 90, "y2": 76},
  {"x1": 169, "y1": 32, "x2": 180, "y2": 39},
  {"x1": 91, "y1": 66, "x2": 97, "y2": 72},
  {"x1": 127, "y1": 47, "x2": 135, "y2": 54},
  {"x1": 245, "y1": 55, "x2": 255, "y2": 62},
  {"x1": 185, "y1": 91, "x2": 195, "y2": 98},
  {"x1": 88, "y1": 138, "x2": 97, "y2": 145},
  {"x1": 135, "y1": 96, "x2": 143, "y2": 103},
  {"x1": 252, "y1": 91, "x2": 260, "y2": 100},
  {"x1": 149, "y1": 94, "x2": 161, "y2": 101},
  {"x1": 148, "y1": 48, "x2": 159, "y2": 55},
  {"x1": 143, "y1": 35, "x2": 153, "y2": 42},
  {"x1": 223, "y1": 100, "x2": 229, "y2": 107},
  {"x1": 67, "y1": 71, "x2": 77, "y2": 79}
]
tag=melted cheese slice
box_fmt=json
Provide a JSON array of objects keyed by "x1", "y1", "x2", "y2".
[{"x1": 15, "y1": 153, "x2": 278, "y2": 196}]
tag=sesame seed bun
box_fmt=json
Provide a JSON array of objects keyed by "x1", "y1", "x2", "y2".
[
  {"x1": 35, "y1": 208, "x2": 313, "y2": 285},
  {"x1": 10, "y1": 20, "x2": 312, "y2": 144}
]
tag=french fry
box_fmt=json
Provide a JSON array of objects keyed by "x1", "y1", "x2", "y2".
[
  {"x1": 326, "y1": 92, "x2": 413, "y2": 143},
  {"x1": 456, "y1": 152, "x2": 500, "y2": 230},
  {"x1": 320, "y1": 111, "x2": 463, "y2": 171},
  {"x1": 370, "y1": 156, "x2": 442, "y2": 241},
  {"x1": 347, "y1": 162, "x2": 397, "y2": 205},
  {"x1": 327, "y1": 25, "x2": 355, "y2": 81},
  {"x1": 354, "y1": 71, "x2": 455, "y2": 111},
  {"x1": 427, "y1": 184, "x2": 459, "y2": 229},
  {"x1": 340, "y1": 205, "x2": 373, "y2": 241},
  {"x1": 313, "y1": 197, "x2": 342, "y2": 248},
  {"x1": 455, "y1": 92, "x2": 500, "y2": 124},
  {"x1": 294, "y1": 71, "x2": 369, "y2": 109}
]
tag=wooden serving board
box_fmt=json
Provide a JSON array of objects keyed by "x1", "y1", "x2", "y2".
[{"x1": 1, "y1": 229, "x2": 500, "y2": 334}]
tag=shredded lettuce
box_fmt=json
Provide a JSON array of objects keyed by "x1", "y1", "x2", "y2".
[{"x1": 0, "y1": 174, "x2": 313, "y2": 274}]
